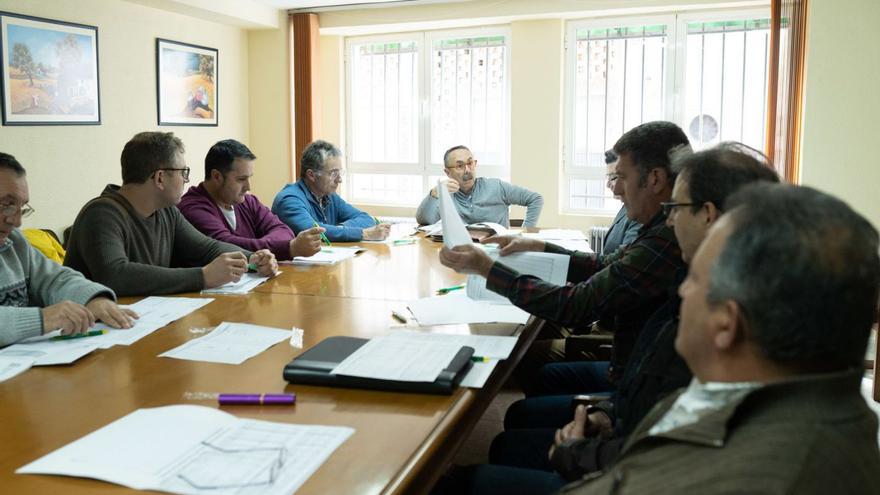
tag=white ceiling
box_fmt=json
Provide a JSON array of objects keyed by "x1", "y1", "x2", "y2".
[{"x1": 251, "y1": 0, "x2": 453, "y2": 10}]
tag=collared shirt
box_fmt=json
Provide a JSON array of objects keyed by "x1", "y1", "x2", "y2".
[
  {"x1": 649, "y1": 378, "x2": 761, "y2": 436},
  {"x1": 271, "y1": 180, "x2": 375, "y2": 242},
  {"x1": 415, "y1": 177, "x2": 544, "y2": 227},
  {"x1": 485, "y1": 210, "x2": 685, "y2": 368}
]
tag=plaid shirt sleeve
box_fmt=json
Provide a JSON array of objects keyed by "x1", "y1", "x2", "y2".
[{"x1": 485, "y1": 217, "x2": 683, "y2": 328}]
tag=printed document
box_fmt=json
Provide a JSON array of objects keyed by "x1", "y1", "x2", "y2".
[
  {"x1": 386, "y1": 330, "x2": 517, "y2": 359},
  {"x1": 331, "y1": 335, "x2": 463, "y2": 382},
  {"x1": 407, "y1": 291, "x2": 531, "y2": 326},
  {"x1": 159, "y1": 322, "x2": 291, "y2": 365},
  {"x1": 287, "y1": 246, "x2": 363, "y2": 265},
  {"x1": 0, "y1": 355, "x2": 34, "y2": 382},
  {"x1": 0, "y1": 340, "x2": 100, "y2": 366},
  {"x1": 465, "y1": 247, "x2": 570, "y2": 304},
  {"x1": 89, "y1": 297, "x2": 215, "y2": 348},
  {"x1": 201, "y1": 273, "x2": 269, "y2": 295},
  {"x1": 438, "y1": 178, "x2": 472, "y2": 247},
  {"x1": 17, "y1": 405, "x2": 353, "y2": 495}
]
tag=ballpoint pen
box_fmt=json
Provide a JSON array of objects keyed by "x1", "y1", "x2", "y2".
[
  {"x1": 51, "y1": 330, "x2": 107, "y2": 341},
  {"x1": 437, "y1": 284, "x2": 466, "y2": 295},
  {"x1": 313, "y1": 221, "x2": 332, "y2": 246}
]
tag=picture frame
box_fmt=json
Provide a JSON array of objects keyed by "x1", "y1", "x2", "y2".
[
  {"x1": 0, "y1": 12, "x2": 100, "y2": 125},
  {"x1": 156, "y1": 38, "x2": 218, "y2": 126}
]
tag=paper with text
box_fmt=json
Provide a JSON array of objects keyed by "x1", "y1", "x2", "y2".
[
  {"x1": 460, "y1": 360, "x2": 498, "y2": 388},
  {"x1": 87, "y1": 297, "x2": 215, "y2": 348},
  {"x1": 201, "y1": 273, "x2": 269, "y2": 295},
  {"x1": 407, "y1": 291, "x2": 530, "y2": 326},
  {"x1": 159, "y1": 322, "x2": 290, "y2": 365},
  {"x1": 0, "y1": 340, "x2": 99, "y2": 365},
  {"x1": 466, "y1": 248, "x2": 570, "y2": 304},
  {"x1": 0, "y1": 355, "x2": 34, "y2": 382},
  {"x1": 438, "y1": 179, "x2": 472, "y2": 248},
  {"x1": 17, "y1": 405, "x2": 354, "y2": 495},
  {"x1": 286, "y1": 246, "x2": 363, "y2": 265},
  {"x1": 386, "y1": 330, "x2": 517, "y2": 359},
  {"x1": 331, "y1": 335, "x2": 463, "y2": 382}
]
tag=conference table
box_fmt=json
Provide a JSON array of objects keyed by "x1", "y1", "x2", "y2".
[{"x1": 0, "y1": 234, "x2": 543, "y2": 494}]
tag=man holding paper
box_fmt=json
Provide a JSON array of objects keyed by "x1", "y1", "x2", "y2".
[
  {"x1": 65, "y1": 132, "x2": 278, "y2": 297},
  {"x1": 416, "y1": 145, "x2": 544, "y2": 228},
  {"x1": 439, "y1": 122, "x2": 689, "y2": 385},
  {"x1": 0, "y1": 153, "x2": 136, "y2": 346}
]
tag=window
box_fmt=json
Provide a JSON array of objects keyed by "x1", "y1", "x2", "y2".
[
  {"x1": 563, "y1": 10, "x2": 771, "y2": 215},
  {"x1": 345, "y1": 28, "x2": 510, "y2": 206}
]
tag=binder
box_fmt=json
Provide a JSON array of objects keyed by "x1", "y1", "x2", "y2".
[{"x1": 282, "y1": 336, "x2": 474, "y2": 395}]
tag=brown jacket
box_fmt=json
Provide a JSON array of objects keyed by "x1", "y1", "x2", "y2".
[{"x1": 559, "y1": 369, "x2": 880, "y2": 495}]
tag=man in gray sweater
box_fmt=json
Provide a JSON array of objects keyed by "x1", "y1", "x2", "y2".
[
  {"x1": 416, "y1": 145, "x2": 544, "y2": 228},
  {"x1": 65, "y1": 132, "x2": 278, "y2": 297},
  {"x1": 0, "y1": 153, "x2": 136, "y2": 346}
]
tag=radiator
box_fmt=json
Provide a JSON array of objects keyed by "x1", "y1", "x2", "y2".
[{"x1": 588, "y1": 226, "x2": 610, "y2": 255}]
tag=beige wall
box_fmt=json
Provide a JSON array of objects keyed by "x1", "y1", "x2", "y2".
[
  {"x1": 0, "y1": 0, "x2": 250, "y2": 235},
  {"x1": 800, "y1": 0, "x2": 880, "y2": 229}
]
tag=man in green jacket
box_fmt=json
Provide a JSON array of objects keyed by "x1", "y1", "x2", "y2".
[{"x1": 557, "y1": 183, "x2": 880, "y2": 494}]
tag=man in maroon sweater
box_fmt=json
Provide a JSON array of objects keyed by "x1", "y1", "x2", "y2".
[{"x1": 179, "y1": 139, "x2": 324, "y2": 261}]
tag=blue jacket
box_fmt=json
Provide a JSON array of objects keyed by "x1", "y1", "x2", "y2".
[{"x1": 271, "y1": 180, "x2": 374, "y2": 242}]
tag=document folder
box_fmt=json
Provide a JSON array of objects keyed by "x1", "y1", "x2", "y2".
[{"x1": 282, "y1": 336, "x2": 474, "y2": 395}]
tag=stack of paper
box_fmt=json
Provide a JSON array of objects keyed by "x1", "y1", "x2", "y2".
[
  {"x1": 287, "y1": 246, "x2": 364, "y2": 265},
  {"x1": 331, "y1": 334, "x2": 463, "y2": 382},
  {"x1": 201, "y1": 272, "x2": 269, "y2": 294},
  {"x1": 160, "y1": 322, "x2": 291, "y2": 365},
  {"x1": 17, "y1": 405, "x2": 354, "y2": 495},
  {"x1": 465, "y1": 246, "x2": 570, "y2": 304}
]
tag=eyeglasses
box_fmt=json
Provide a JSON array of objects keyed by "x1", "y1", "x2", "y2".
[
  {"x1": 0, "y1": 202, "x2": 35, "y2": 219},
  {"x1": 446, "y1": 158, "x2": 476, "y2": 172},
  {"x1": 318, "y1": 168, "x2": 345, "y2": 179},
  {"x1": 156, "y1": 167, "x2": 191, "y2": 182},
  {"x1": 605, "y1": 173, "x2": 620, "y2": 182},
  {"x1": 660, "y1": 201, "x2": 699, "y2": 217}
]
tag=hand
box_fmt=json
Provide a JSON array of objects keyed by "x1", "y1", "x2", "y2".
[
  {"x1": 202, "y1": 252, "x2": 249, "y2": 288},
  {"x1": 363, "y1": 223, "x2": 391, "y2": 241},
  {"x1": 290, "y1": 227, "x2": 325, "y2": 258},
  {"x1": 585, "y1": 411, "x2": 613, "y2": 439},
  {"x1": 438, "y1": 244, "x2": 494, "y2": 277},
  {"x1": 430, "y1": 180, "x2": 460, "y2": 198},
  {"x1": 41, "y1": 301, "x2": 96, "y2": 336},
  {"x1": 549, "y1": 405, "x2": 589, "y2": 460},
  {"x1": 482, "y1": 234, "x2": 546, "y2": 256},
  {"x1": 85, "y1": 297, "x2": 138, "y2": 329},
  {"x1": 249, "y1": 249, "x2": 278, "y2": 277}
]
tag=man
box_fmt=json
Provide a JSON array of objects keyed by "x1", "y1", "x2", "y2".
[
  {"x1": 0, "y1": 153, "x2": 136, "y2": 346},
  {"x1": 416, "y1": 145, "x2": 544, "y2": 228},
  {"x1": 178, "y1": 139, "x2": 324, "y2": 261},
  {"x1": 557, "y1": 184, "x2": 880, "y2": 494},
  {"x1": 467, "y1": 143, "x2": 780, "y2": 494},
  {"x1": 272, "y1": 140, "x2": 390, "y2": 242},
  {"x1": 65, "y1": 132, "x2": 278, "y2": 297},
  {"x1": 601, "y1": 150, "x2": 640, "y2": 255},
  {"x1": 439, "y1": 122, "x2": 689, "y2": 387}
]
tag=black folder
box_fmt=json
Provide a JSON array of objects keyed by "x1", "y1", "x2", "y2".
[{"x1": 282, "y1": 336, "x2": 474, "y2": 395}]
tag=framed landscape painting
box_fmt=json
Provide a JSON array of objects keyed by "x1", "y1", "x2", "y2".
[
  {"x1": 0, "y1": 12, "x2": 100, "y2": 125},
  {"x1": 156, "y1": 38, "x2": 217, "y2": 126}
]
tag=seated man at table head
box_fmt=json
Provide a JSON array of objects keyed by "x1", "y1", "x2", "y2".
[
  {"x1": 415, "y1": 145, "x2": 544, "y2": 228},
  {"x1": 271, "y1": 139, "x2": 390, "y2": 242},
  {"x1": 64, "y1": 132, "x2": 278, "y2": 297},
  {"x1": 559, "y1": 183, "x2": 880, "y2": 494},
  {"x1": 0, "y1": 153, "x2": 137, "y2": 346},
  {"x1": 601, "y1": 149, "x2": 641, "y2": 254},
  {"x1": 177, "y1": 139, "x2": 324, "y2": 261}
]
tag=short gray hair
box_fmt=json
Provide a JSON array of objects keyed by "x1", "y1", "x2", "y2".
[
  {"x1": 300, "y1": 140, "x2": 342, "y2": 178},
  {"x1": 708, "y1": 183, "x2": 880, "y2": 370}
]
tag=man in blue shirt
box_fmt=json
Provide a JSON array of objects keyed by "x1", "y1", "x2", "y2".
[
  {"x1": 602, "y1": 149, "x2": 641, "y2": 254},
  {"x1": 272, "y1": 140, "x2": 390, "y2": 242}
]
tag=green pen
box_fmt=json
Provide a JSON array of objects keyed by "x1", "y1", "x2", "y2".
[
  {"x1": 471, "y1": 356, "x2": 489, "y2": 363},
  {"x1": 51, "y1": 329, "x2": 106, "y2": 341},
  {"x1": 313, "y1": 221, "x2": 332, "y2": 246},
  {"x1": 247, "y1": 263, "x2": 257, "y2": 272},
  {"x1": 393, "y1": 239, "x2": 416, "y2": 245},
  {"x1": 436, "y1": 284, "x2": 466, "y2": 295},
  {"x1": 373, "y1": 216, "x2": 382, "y2": 225}
]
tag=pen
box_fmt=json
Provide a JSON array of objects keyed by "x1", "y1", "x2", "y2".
[
  {"x1": 393, "y1": 239, "x2": 416, "y2": 245},
  {"x1": 314, "y1": 221, "x2": 332, "y2": 246},
  {"x1": 51, "y1": 329, "x2": 106, "y2": 341},
  {"x1": 247, "y1": 262, "x2": 257, "y2": 271},
  {"x1": 471, "y1": 356, "x2": 489, "y2": 363},
  {"x1": 391, "y1": 310, "x2": 409, "y2": 323},
  {"x1": 373, "y1": 216, "x2": 382, "y2": 225},
  {"x1": 218, "y1": 393, "x2": 296, "y2": 405},
  {"x1": 437, "y1": 284, "x2": 466, "y2": 295}
]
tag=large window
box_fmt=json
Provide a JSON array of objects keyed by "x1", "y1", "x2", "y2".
[
  {"x1": 345, "y1": 29, "x2": 510, "y2": 206},
  {"x1": 563, "y1": 10, "x2": 771, "y2": 215}
]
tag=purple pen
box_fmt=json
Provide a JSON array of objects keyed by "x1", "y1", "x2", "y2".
[{"x1": 218, "y1": 393, "x2": 296, "y2": 405}]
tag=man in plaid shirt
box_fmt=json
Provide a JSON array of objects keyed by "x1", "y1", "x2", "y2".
[{"x1": 440, "y1": 121, "x2": 689, "y2": 391}]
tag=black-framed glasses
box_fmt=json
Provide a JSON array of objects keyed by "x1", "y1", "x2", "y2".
[
  {"x1": 0, "y1": 202, "x2": 34, "y2": 218},
  {"x1": 660, "y1": 201, "x2": 699, "y2": 217},
  {"x1": 156, "y1": 167, "x2": 191, "y2": 181}
]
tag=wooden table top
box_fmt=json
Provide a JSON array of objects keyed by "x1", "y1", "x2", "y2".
[{"x1": 0, "y1": 235, "x2": 531, "y2": 495}]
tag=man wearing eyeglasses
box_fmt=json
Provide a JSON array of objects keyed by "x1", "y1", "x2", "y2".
[
  {"x1": 272, "y1": 139, "x2": 390, "y2": 242},
  {"x1": 601, "y1": 150, "x2": 641, "y2": 255},
  {"x1": 0, "y1": 153, "x2": 137, "y2": 346},
  {"x1": 65, "y1": 132, "x2": 278, "y2": 297},
  {"x1": 415, "y1": 145, "x2": 544, "y2": 229}
]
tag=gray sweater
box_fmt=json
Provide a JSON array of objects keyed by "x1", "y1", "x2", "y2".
[
  {"x1": 64, "y1": 185, "x2": 249, "y2": 297},
  {"x1": 415, "y1": 177, "x2": 544, "y2": 227},
  {"x1": 0, "y1": 229, "x2": 114, "y2": 346}
]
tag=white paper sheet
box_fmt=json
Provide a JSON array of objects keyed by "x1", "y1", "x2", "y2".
[
  {"x1": 541, "y1": 239, "x2": 594, "y2": 253},
  {"x1": 0, "y1": 340, "x2": 100, "y2": 365},
  {"x1": 467, "y1": 222, "x2": 509, "y2": 236},
  {"x1": 438, "y1": 179, "x2": 473, "y2": 248},
  {"x1": 17, "y1": 405, "x2": 354, "y2": 495},
  {"x1": 0, "y1": 355, "x2": 34, "y2": 382},
  {"x1": 459, "y1": 360, "x2": 499, "y2": 388},
  {"x1": 465, "y1": 248, "x2": 570, "y2": 304},
  {"x1": 386, "y1": 330, "x2": 518, "y2": 359},
  {"x1": 159, "y1": 322, "x2": 291, "y2": 365},
  {"x1": 525, "y1": 229, "x2": 588, "y2": 241},
  {"x1": 362, "y1": 222, "x2": 420, "y2": 244},
  {"x1": 331, "y1": 335, "x2": 463, "y2": 382},
  {"x1": 200, "y1": 273, "x2": 269, "y2": 295},
  {"x1": 86, "y1": 297, "x2": 215, "y2": 349},
  {"x1": 407, "y1": 291, "x2": 531, "y2": 326},
  {"x1": 285, "y1": 246, "x2": 363, "y2": 265}
]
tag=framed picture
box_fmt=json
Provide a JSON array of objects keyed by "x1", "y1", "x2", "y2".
[
  {"x1": 156, "y1": 38, "x2": 217, "y2": 126},
  {"x1": 0, "y1": 12, "x2": 100, "y2": 125}
]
